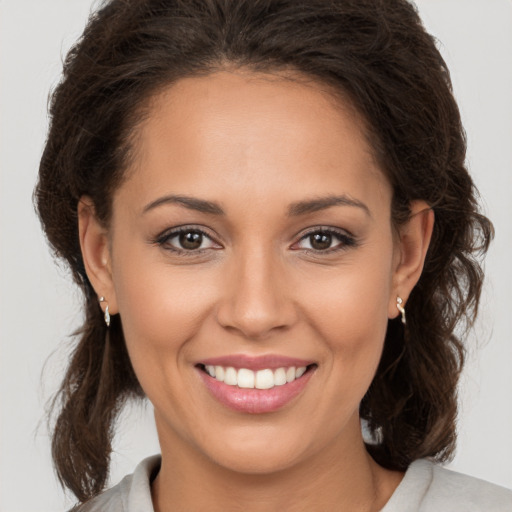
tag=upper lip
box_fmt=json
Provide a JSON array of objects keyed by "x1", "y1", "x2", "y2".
[{"x1": 197, "y1": 354, "x2": 315, "y2": 371}]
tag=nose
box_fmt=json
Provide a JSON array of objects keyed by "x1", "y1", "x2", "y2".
[{"x1": 215, "y1": 247, "x2": 297, "y2": 340}]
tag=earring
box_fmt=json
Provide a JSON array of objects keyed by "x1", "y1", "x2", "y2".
[
  {"x1": 396, "y1": 297, "x2": 406, "y2": 325},
  {"x1": 99, "y1": 296, "x2": 111, "y2": 327}
]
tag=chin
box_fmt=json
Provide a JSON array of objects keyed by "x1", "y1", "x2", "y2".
[
  {"x1": 195, "y1": 424, "x2": 312, "y2": 475},
  {"x1": 209, "y1": 445, "x2": 305, "y2": 476}
]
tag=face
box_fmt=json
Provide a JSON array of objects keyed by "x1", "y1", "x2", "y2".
[{"x1": 86, "y1": 70, "x2": 415, "y2": 474}]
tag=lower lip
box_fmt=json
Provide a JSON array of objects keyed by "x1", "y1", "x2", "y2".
[{"x1": 197, "y1": 367, "x2": 315, "y2": 414}]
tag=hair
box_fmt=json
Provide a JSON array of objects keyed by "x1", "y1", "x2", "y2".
[{"x1": 35, "y1": 0, "x2": 493, "y2": 503}]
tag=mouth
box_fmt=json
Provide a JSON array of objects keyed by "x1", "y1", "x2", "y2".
[
  {"x1": 197, "y1": 363, "x2": 317, "y2": 390},
  {"x1": 195, "y1": 360, "x2": 317, "y2": 414}
]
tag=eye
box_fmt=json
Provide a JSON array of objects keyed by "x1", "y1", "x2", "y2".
[
  {"x1": 155, "y1": 227, "x2": 220, "y2": 253},
  {"x1": 293, "y1": 228, "x2": 356, "y2": 252},
  {"x1": 176, "y1": 230, "x2": 207, "y2": 250}
]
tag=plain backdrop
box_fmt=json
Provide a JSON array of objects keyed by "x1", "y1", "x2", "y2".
[{"x1": 1, "y1": 1, "x2": 511, "y2": 510}]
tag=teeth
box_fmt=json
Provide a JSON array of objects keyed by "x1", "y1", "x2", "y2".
[
  {"x1": 204, "y1": 364, "x2": 310, "y2": 389},
  {"x1": 296, "y1": 366, "x2": 307, "y2": 378},
  {"x1": 238, "y1": 368, "x2": 255, "y2": 388},
  {"x1": 274, "y1": 367, "x2": 287, "y2": 386},
  {"x1": 224, "y1": 367, "x2": 238, "y2": 386},
  {"x1": 255, "y1": 369, "x2": 274, "y2": 389},
  {"x1": 215, "y1": 366, "x2": 224, "y2": 381}
]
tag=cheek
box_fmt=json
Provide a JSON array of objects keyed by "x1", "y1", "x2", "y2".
[
  {"x1": 299, "y1": 245, "x2": 394, "y2": 395},
  {"x1": 110, "y1": 244, "x2": 216, "y2": 370},
  {"x1": 110, "y1": 254, "x2": 223, "y2": 434},
  {"x1": 304, "y1": 254, "x2": 393, "y2": 345}
]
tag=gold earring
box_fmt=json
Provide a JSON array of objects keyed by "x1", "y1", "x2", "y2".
[
  {"x1": 99, "y1": 296, "x2": 111, "y2": 327},
  {"x1": 396, "y1": 297, "x2": 406, "y2": 325}
]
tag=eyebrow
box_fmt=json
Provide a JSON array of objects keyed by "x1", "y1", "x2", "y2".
[
  {"x1": 142, "y1": 193, "x2": 370, "y2": 218},
  {"x1": 287, "y1": 195, "x2": 371, "y2": 217},
  {"x1": 142, "y1": 195, "x2": 225, "y2": 215}
]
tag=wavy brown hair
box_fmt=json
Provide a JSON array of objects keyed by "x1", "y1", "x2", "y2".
[{"x1": 35, "y1": 0, "x2": 493, "y2": 503}]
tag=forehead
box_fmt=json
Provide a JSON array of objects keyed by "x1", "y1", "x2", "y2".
[{"x1": 118, "y1": 70, "x2": 390, "y2": 216}]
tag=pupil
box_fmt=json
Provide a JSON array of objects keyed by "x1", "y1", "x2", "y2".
[
  {"x1": 311, "y1": 233, "x2": 332, "y2": 250},
  {"x1": 179, "y1": 231, "x2": 202, "y2": 250}
]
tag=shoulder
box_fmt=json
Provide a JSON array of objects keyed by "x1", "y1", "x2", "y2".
[
  {"x1": 71, "y1": 455, "x2": 161, "y2": 512},
  {"x1": 382, "y1": 459, "x2": 512, "y2": 512},
  {"x1": 426, "y1": 461, "x2": 512, "y2": 511}
]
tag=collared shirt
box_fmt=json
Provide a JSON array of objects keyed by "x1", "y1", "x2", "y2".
[{"x1": 76, "y1": 455, "x2": 512, "y2": 511}]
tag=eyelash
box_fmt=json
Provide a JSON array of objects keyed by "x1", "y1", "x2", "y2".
[
  {"x1": 152, "y1": 225, "x2": 220, "y2": 255},
  {"x1": 152, "y1": 226, "x2": 357, "y2": 256},
  {"x1": 292, "y1": 227, "x2": 357, "y2": 254}
]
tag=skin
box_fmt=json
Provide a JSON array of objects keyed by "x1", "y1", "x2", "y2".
[{"x1": 79, "y1": 70, "x2": 434, "y2": 511}]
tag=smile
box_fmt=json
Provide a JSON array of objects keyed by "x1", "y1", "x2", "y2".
[
  {"x1": 196, "y1": 356, "x2": 317, "y2": 414},
  {"x1": 202, "y1": 365, "x2": 308, "y2": 389}
]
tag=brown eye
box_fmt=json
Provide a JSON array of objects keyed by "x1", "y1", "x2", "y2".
[
  {"x1": 179, "y1": 231, "x2": 203, "y2": 250},
  {"x1": 309, "y1": 233, "x2": 332, "y2": 250},
  {"x1": 156, "y1": 227, "x2": 219, "y2": 253},
  {"x1": 293, "y1": 228, "x2": 356, "y2": 253}
]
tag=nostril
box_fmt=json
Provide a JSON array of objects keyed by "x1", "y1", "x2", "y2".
[{"x1": 215, "y1": 282, "x2": 298, "y2": 339}]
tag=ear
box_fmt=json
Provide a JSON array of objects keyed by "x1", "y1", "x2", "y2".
[
  {"x1": 388, "y1": 200, "x2": 434, "y2": 320},
  {"x1": 78, "y1": 196, "x2": 118, "y2": 315}
]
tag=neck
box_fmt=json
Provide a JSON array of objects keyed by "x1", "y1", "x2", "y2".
[{"x1": 151, "y1": 417, "x2": 403, "y2": 512}]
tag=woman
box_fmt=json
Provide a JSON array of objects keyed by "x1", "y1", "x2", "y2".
[{"x1": 35, "y1": 0, "x2": 511, "y2": 510}]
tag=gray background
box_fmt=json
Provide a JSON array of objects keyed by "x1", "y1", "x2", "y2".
[{"x1": 1, "y1": 0, "x2": 511, "y2": 510}]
